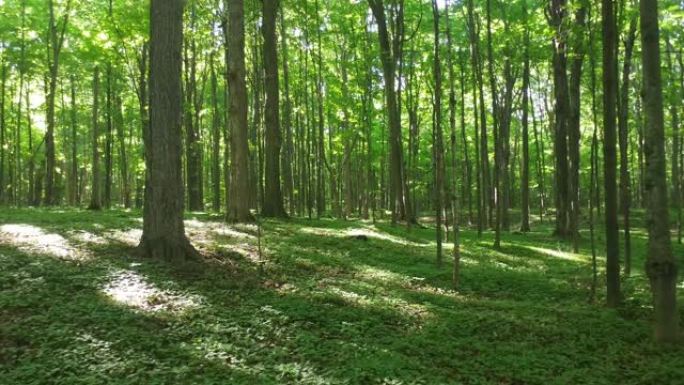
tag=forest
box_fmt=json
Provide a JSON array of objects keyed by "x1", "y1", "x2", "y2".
[{"x1": 0, "y1": 0, "x2": 683, "y2": 383}]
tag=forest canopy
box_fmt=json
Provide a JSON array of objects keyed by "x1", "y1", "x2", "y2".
[{"x1": 0, "y1": 0, "x2": 683, "y2": 383}]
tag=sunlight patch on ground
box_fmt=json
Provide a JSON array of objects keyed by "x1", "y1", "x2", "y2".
[
  {"x1": 68, "y1": 230, "x2": 109, "y2": 245},
  {"x1": 106, "y1": 228, "x2": 143, "y2": 246},
  {"x1": 298, "y1": 225, "x2": 426, "y2": 247},
  {"x1": 102, "y1": 269, "x2": 202, "y2": 313},
  {"x1": 0, "y1": 224, "x2": 90, "y2": 261},
  {"x1": 525, "y1": 246, "x2": 589, "y2": 263}
]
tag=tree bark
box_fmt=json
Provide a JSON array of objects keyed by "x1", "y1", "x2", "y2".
[
  {"x1": 640, "y1": 0, "x2": 679, "y2": 343},
  {"x1": 602, "y1": 0, "x2": 621, "y2": 307},
  {"x1": 138, "y1": 0, "x2": 198, "y2": 262},
  {"x1": 225, "y1": 0, "x2": 253, "y2": 222},
  {"x1": 261, "y1": 0, "x2": 287, "y2": 218},
  {"x1": 88, "y1": 67, "x2": 102, "y2": 211}
]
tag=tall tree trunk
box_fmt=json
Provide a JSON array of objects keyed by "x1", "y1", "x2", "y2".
[
  {"x1": 602, "y1": 0, "x2": 621, "y2": 308},
  {"x1": 431, "y1": 0, "x2": 444, "y2": 267},
  {"x1": 210, "y1": 57, "x2": 221, "y2": 212},
  {"x1": 261, "y1": 0, "x2": 287, "y2": 218},
  {"x1": 104, "y1": 65, "x2": 114, "y2": 208},
  {"x1": 88, "y1": 67, "x2": 102, "y2": 211},
  {"x1": 45, "y1": 0, "x2": 72, "y2": 205},
  {"x1": 225, "y1": 0, "x2": 253, "y2": 222},
  {"x1": 138, "y1": 0, "x2": 198, "y2": 261},
  {"x1": 549, "y1": 0, "x2": 571, "y2": 238},
  {"x1": 368, "y1": 0, "x2": 412, "y2": 225},
  {"x1": 568, "y1": 4, "x2": 587, "y2": 251},
  {"x1": 114, "y1": 92, "x2": 130, "y2": 208},
  {"x1": 185, "y1": 2, "x2": 203, "y2": 211},
  {"x1": 640, "y1": 0, "x2": 679, "y2": 343},
  {"x1": 520, "y1": 1, "x2": 531, "y2": 232},
  {"x1": 619, "y1": 14, "x2": 637, "y2": 275},
  {"x1": 280, "y1": 8, "x2": 295, "y2": 216},
  {"x1": 0, "y1": 63, "x2": 5, "y2": 204},
  {"x1": 69, "y1": 75, "x2": 78, "y2": 206}
]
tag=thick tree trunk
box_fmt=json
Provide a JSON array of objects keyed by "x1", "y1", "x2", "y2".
[
  {"x1": 640, "y1": 0, "x2": 679, "y2": 343},
  {"x1": 602, "y1": 0, "x2": 621, "y2": 308},
  {"x1": 138, "y1": 0, "x2": 198, "y2": 262}
]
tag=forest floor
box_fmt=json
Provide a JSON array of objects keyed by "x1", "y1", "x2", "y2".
[{"x1": 0, "y1": 208, "x2": 683, "y2": 384}]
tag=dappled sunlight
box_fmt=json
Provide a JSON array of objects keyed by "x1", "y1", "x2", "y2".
[
  {"x1": 0, "y1": 224, "x2": 90, "y2": 261},
  {"x1": 298, "y1": 225, "x2": 428, "y2": 247},
  {"x1": 105, "y1": 228, "x2": 143, "y2": 247},
  {"x1": 525, "y1": 246, "x2": 589, "y2": 263},
  {"x1": 101, "y1": 269, "x2": 202, "y2": 313},
  {"x1": 68, "y1": 230, "x2": 109, "y2": 245}
]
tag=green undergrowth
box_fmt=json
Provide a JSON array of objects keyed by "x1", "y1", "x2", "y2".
[{"x1": 0, "y1": 208, "x2": 683, "y2": 384}]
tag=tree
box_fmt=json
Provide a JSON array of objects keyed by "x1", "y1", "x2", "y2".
[
  {"x1": 368, "y1": 0, "x2": 414, "y2": 225},
  {"x1": 520, "y1": 0, "x2": 531, "y2": 232},
  {"x1": 261, "y1": 0, "x2": 288, "y2": 218},
  {"x1": 225, "y1": 0, "x2": 253, "y2": 223},
  {"x1": 137, "y1": 0, "x2": 198, "y2": 261},
  {"x1": 640, "y1": 0, "x2": 679, "y2": 343},
  {"x1": 431, "y1": 0, "x2": 444, "y2": 267},
  {"x1": 88, "y1": 67, "x2": 102, "y2": 211},
  {"x1": 602, "y1": 0, "x2": 621, "y2": 307},
  {"x1": 44, "y1": 0, "x2": 72, "y2": 205}
]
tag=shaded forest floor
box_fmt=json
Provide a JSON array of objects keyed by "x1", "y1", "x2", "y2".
[{"x1": 1, "y1": 208, "x2": 683, "y2": 384}]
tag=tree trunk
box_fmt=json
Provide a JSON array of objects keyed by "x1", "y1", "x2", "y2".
[
  {"x1": 45, "y1": 0, "x2": 72, "y2": 205},
  {"x1": 261, "y1": 0, "x2": 287, "y2": 218},
  {"x1": 640, "y1": 0, "x2": 679, "y2": 343},
  {"x1": 520, "y1": 1, "x2": 531, "y2": 232},
  {"x1": 619, "y1": 15, "x2": 637, "y2": 275},
  {"x1": 368, "y1": 0, "x2": 413, "y2": 225},
  {"x1": 88, "y1": 67, "x2": 102, "y2": 211},
  {"x1": 138, "y1": 0, "x2": 198, "y2": 262},
  {"x1": 432, "y1": 0, "x2": 444, "y2": 267},
  {"x1": 602, "y1": 0, "x2": 621, "y2": 307},
  {"x1": 225, "y1": 0, "x2": 253, "y2": 222},
  {"x1": 549, "y1": 0, "x2": 571, "y2": 238}
]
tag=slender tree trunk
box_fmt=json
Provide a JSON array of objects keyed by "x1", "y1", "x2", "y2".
[
  {"x1": 280, "y1": 8, "x2": 295, "y2": 216},
  {"x1": 69, "y1": 75, "x2": 78, "y2": 206},
  {"x1": 45, "y1": 0, "x2": 72, "y2": 206},
  {"x1": 520, "y1": 1, "x2": 531, "y2": 232},
  {"x1": 568, "y1": 5, "x2": 587, "y2": 251},
  {"x1": 640, "y1": 0, "x2": 679, "y2": 343},
  {"x1": 88, "y1": 67, "x2": 102, "y2": 211},
  {"x1": 261, "y1": 0, "x2": 287, "y2": 218},
  {"x1": 549, "y1": 0, "x2": 571, "y2": 238},
  {"x1": 210, "y1": 57, "x2": 221, "y2": 212},
  {"x1": 431, "y1": 0, "x2": 444, "y2": 267},
  {"x1": 619, "y1": 15, "x2": 637, "y2": 275},
  {"x1": 104, "y1": 64, "x2": 113, "y2": 208},
  {"x1": 602, "y1": 0, "x2": 621, "y2": 308}
]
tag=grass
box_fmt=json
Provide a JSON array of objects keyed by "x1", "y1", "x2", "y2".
[{"x1": 0, "y1": 207, "x2": 683, "y2": 384}]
